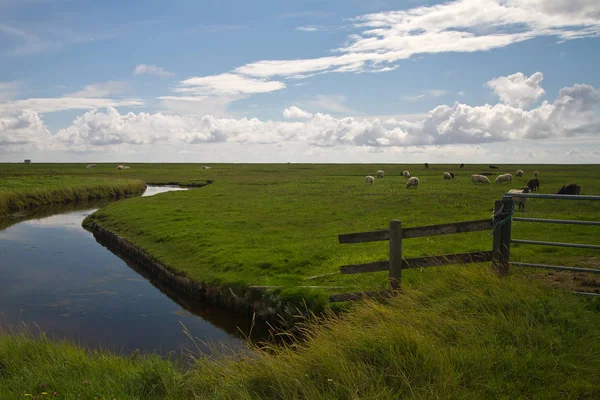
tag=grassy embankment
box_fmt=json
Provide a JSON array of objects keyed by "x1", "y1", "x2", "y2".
[
  {"x1": 1, "y1": 268, "x2": 599, "y2": 399},
  {"x1": 79, "y1": 163, "x2": 600, "y2": 315},
  {"x1": 0, "y1": 162, "x2": 215, "y2": 216}
]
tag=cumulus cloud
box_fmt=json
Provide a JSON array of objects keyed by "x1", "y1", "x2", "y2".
[
  {"x1": 283, "y1": 106, "x2": 313, "y2": 119},
  {"x1": 66, "y1": 81, "x2": 132, "y2": 98},
  {"x1": 49, "y1": 81, "x2": 600, "y2": 152},
  {"x1": 486, "y1": 72, "x2": 546, "y2": 107},
  {"x1": 176, "y1": 73, "x2": 286, "y2": 95},
  {"x1": 0, "y1": 110, "x2": 57, "y2": 152},
  {"x1": 133, "y1": 64, "x2": 174, "y2": 77}
]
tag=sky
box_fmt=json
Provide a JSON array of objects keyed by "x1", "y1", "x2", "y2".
[{"x1": 1, "y1": 0, "x2": 600, "y2": 164}]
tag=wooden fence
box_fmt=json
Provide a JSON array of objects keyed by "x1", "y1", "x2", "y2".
[
  {"x1": 331, "y1": 218, "x2": 494, "y2": 302},
  {"x1": 331, "y1": 193, "x2": 600, "y2": 302}
]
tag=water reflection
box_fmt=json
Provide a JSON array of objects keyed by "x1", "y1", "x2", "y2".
[{"x1": 0, "y1": 186, "x2": 268, "y2": 356}]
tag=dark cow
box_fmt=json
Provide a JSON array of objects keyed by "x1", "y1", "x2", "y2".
[
  {"x1": 526, "y1": 178, "x2": 540, "y2": 192},
  {"x1": 460, "y1": 163, "x2": 464, "y2": 168},
  {"x1": 557, "y1": 183, "x2": 581, "y2": 195},
  {"x1": 424, "y1": 162, "x2": 429, "y2": 169}
]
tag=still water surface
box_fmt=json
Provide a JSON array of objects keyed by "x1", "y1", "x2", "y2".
[{"x1": 0, "y1": 186, "x2": 264, "y2": 356}]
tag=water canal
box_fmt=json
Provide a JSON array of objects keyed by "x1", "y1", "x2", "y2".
[{"x1": 0, "y1": 186, "x2": 266, "y2": 356}]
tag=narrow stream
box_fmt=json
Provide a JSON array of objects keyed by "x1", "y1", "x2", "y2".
[{"x1": 0, "y1": 186, "x2": 267, "y2": 356}]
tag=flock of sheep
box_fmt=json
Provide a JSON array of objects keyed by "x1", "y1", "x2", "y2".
[{"x1": 365, "y1": 168, "x2": 582, "y2": 212}]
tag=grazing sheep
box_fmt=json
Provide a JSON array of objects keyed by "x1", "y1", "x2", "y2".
[
  {"x1": 406, "y1": 177, "x2": 419, "y2": 188},
  {"x1": 557, "y1": 183, "x2": 580, "y2": 195},
  {"x1": 365, "y1": 175, "x2": 375, "y2": 184},
  {"x1": 402, "y1": 170, "x2": 411, "y2": 178},
  {"x1": 507, "y1": 187, "x2": 531, "y2": 212},
  {"x1": 116, "y1": 165, "x2": 130, "y2": 170},
  {"x1": 202, "y1": 166, "x2": 212, "y2": 170},
  {"x1": 377, "y1": 170, "x2": 385, "y2": 178},
  {"x1": 526, "y1": 178, "x2": 540, "y2": 192},
  {"x1": 516, "y1": 169, "x2": 523, "y2": 177},
  {"x1": 495, "y1": 173, "x2": 513, "y2": 184},
  {"x1": 443, "y1": 172, "x2": 452, "y2": 180},
  {"x1": 86, "y1": 164, "x2": 96, "y2": 169},
  {"x1": 534, "y1": 171, "x2": 539, "y2": 177},
  {"x1": 449, "y1": 172, "x2": 455, "y2": 178},
  {"x1": 471, "y1": 174, "x2": 491, "y2": 184}
]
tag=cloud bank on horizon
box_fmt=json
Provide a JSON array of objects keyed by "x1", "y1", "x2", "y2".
[{"x1": 1, "y1": 0, "x2": 600, "y2": 163}]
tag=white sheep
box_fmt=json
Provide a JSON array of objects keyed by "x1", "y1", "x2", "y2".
[
  {"x1": 365, "y1": 175, "x2": 375, "y2": 184},
  {"x1": 443, "y1": 172, "x2": 452, "y2": 180},
  {"x1": 406, "y1": 176, "x2": 419, "y2": 188},
  {"x1": 402, "y1": 170, "x2": 411, "y2": 178},
  {"x1": 534, "y1": 171, "x2": 539, "y2": 177},
  {"x1": 471, "y1": 174, "x2": 490, "y2": 184},
  {"x1": 507, "y1": 187, "x2": 531, "y2": 212},
  {"x1": 377, "y1": 170, "x2": 385, "y2": 178},
  {"x1": 516, "y1": 169, "x2": 523, "y2": 177},
  {"x1": 86, "y1": 164, "x2": 96, "y2": 169},
  {"x1": 202, "y1": 166, "x2": 212, "y2": 170},
  {"x1": 495, "y1": 173, "x2": 513, "y2": 184}
]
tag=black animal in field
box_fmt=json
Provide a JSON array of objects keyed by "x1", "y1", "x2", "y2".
[
  {"x1": 424, "y1": 163, "x2": 429, "y2": 169},
  {"x1": 489, "y1": 165, "x2": 499, "y2": 169},
  {"x1": 460, "y1": 163, "x2": 464, "y2": 168},
  {"x1": 557, "y1": 183, "x2": 580, "y2": 195},
  {"x1": 526, "y1": 178, "x2": 540, "y2": 192}
]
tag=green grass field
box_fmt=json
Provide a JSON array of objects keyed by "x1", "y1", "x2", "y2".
[
  {"x1": 66, "y1": 163, "x2": 600, "y2": 314},
  {"x1": 1, "y1": 163, "x2": 600, "y2": 398},
  {"x1": 2, "y1": 268, "x2": 599, "y2": 399}
]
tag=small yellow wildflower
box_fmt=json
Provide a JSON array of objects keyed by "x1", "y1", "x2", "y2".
[
  {"x1": 42, "y1": 393, "x2": 47, "y2": 395},
  {"x1": 327, "y1": 378, "x2": 333, "y2": 382}
]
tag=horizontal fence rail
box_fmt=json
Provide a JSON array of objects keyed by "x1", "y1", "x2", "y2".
[
  {"x1": 511, "y1": 239, "x2": 600, "y2": 250},
  {"x1": 512, "y1": 217, "x2": 600, "y2": 226},
  {"x1": 504, "y1": 193, "x2": 600, "y2": 200},
  {"x1": 338, "y1": 219, "x2": 493, "y2": 244},
  {"x1": 511, "y1": 262, "x2": 600, "y2": 274},
  {"x1": 340, "y1": 251, "x2": 493, "y2": 274}
]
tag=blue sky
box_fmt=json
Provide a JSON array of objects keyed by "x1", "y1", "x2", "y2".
[{"x1": 1, "y1": 0, "x2": 600, "y2": 163}]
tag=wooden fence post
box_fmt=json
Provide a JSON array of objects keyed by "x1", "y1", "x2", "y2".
[
  {"x1": 389, "y1": 220, "x2": 403, "y2": 289},
  {"x1": 492, "y1": 197, "x2": 513, "y2": 276}
]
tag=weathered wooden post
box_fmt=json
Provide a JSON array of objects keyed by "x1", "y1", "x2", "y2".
[
  {"x1": 389, "y1": 220, "x2": 403, "y2": 289},
  {"x1": 492, "y1": 197, "x2": 514, "y2": 276}
]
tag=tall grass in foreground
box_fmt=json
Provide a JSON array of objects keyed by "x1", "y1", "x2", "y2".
[{"x1": 3, "y1": 268, "x2": 598, "y2": 399}]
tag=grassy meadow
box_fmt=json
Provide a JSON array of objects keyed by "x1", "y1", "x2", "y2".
[
  {"x1": 1, "y1": 162, "x2": 600, "y2": 398},
  {"x1": 1, "y1": 268, "x2": 599, "y2": 399},
  {"x1": 71, "y1": 163, "x2": 600, "y2": 314}
]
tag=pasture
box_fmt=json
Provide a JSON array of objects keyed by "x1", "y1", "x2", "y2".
[
  {"x1": 17, "y1": 162, "x2": 591, "y2": 312},
  {"x1": 2, "y1": 162, "x2": 600, "y2": 398}
]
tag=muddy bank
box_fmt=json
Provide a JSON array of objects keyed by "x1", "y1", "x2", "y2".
[{"x1": 88, "y1": 223, "x2": 281, "y2": 324}]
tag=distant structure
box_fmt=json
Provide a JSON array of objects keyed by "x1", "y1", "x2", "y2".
[{"x1": 24, "y1": 159, "x2": 31, "y2": 164}]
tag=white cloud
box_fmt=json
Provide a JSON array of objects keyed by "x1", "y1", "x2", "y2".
[
  {"x1": 295, "y1": 26, "x2": 321, "y2": 32},
  {"x1": 228, "y1": 0, "x2": 600, "y2": 80},
  {"x1": 304, "y1": 95, "x2": 355, "y2": 114},
  {"x1": 0, "y1": 110, "x2": 58, "y2": 153},
  {"x1": 283, "y1": 106, "x2": 313, "y2": 119},
  {"x1": 486, "y1": 72, "x2": 546, "y2": 107},
  {"x1": 46, "y1": 82, "x2": 600, "y2": 153},
  {"x1": 428, "y1": 89, "x2": 447, "y2": 97},
  {"x1": 0, "y1": 98, "x2": 144, "y2": 115},
  {"x1": 66, "y1": 81, "x2": 131, "y2": 98},
  {"x1": 177, "y1": 73, "x2": 286, "y2": 95},
  {"x1": 457, "y1": 91, "x2": 465, "y2": 96},
  {"x1": 133, "y1": 64, "x2": 175, "y2": 77}
]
